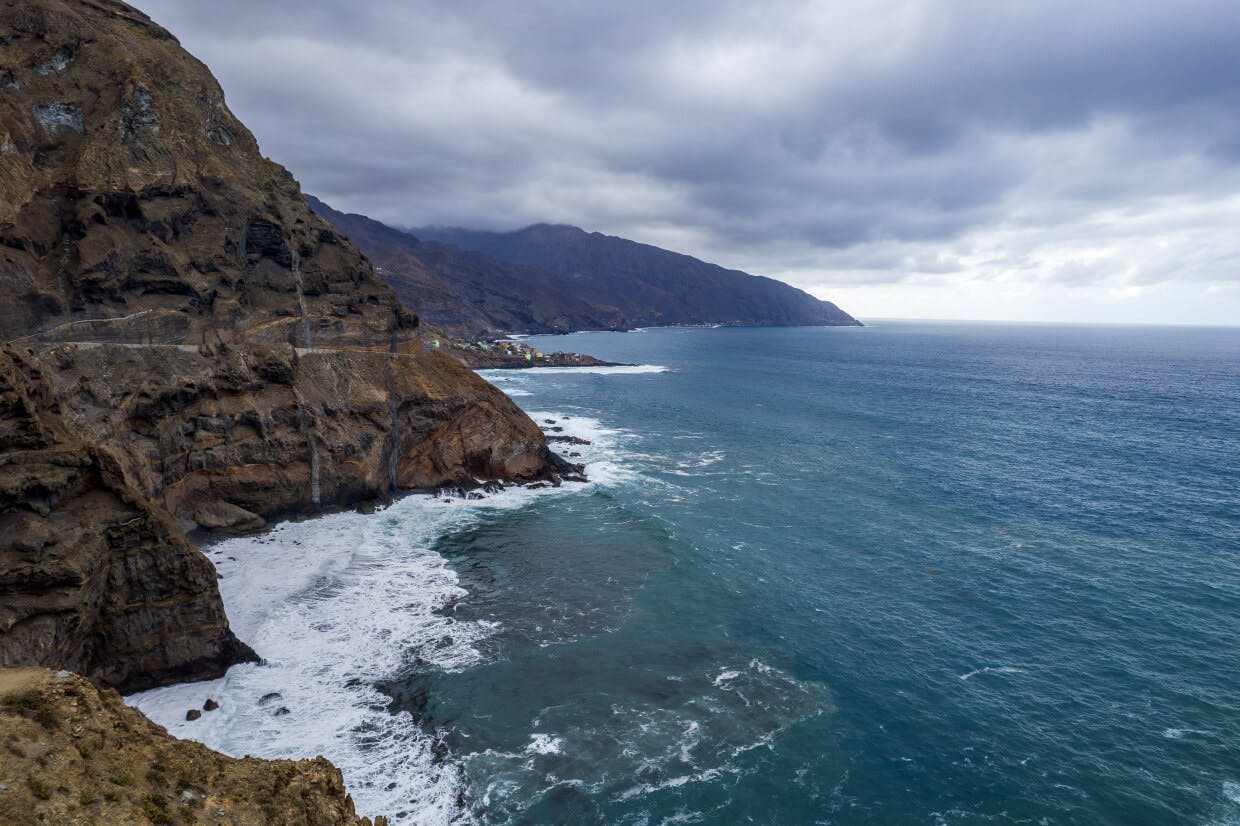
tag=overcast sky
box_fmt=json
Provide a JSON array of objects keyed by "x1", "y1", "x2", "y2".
[{"x1": 144, "y1": 0, "x2": 1240, "y2": 324}]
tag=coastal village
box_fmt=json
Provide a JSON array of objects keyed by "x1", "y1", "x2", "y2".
[{"x1": 431, "y1": 335, "x2": 620, "y2": 369}]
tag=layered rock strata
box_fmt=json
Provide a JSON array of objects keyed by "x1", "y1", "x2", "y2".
[
  {"x1": 0, "y1": 0, "x2": 572, "y2": 689},
  {"x1": 34, "y1": 340, "x2": 571, "y2": 533},
  {"x1": 0, "y1": 345, "x2": 256, "y2": 692}
]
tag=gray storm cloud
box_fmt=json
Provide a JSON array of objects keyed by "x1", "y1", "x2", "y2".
[{"x1": 143, "y1": 0, "x2": 1240, "y2": 321}]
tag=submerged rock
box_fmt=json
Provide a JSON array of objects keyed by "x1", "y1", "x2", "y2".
[{"x1": 547, "y1": 434, "x2": 592, "y2": 445}]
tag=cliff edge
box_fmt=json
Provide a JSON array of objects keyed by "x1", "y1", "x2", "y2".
[
  {"x1": 0, "y1": 0, "x2": 573, "y2": 689},
  {"x1": 0, "y1": 668, "x2": 383, "y2": 825}
]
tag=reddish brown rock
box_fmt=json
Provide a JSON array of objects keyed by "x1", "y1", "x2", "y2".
[
  {"x1": 35, "y1": 341, "x2": 573, "y2": 528},
  {"x1": 0, "y1": 0, "x2": 571, "y2": 691}
]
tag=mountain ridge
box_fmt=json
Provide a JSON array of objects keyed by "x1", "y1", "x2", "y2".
[
  {"x1": 306, "y1": 196, "x2": 629, "y2": 337},
  {"x1": 306, "y1": 197, "x2": 860, "y2": 336},
  {"x1": 412, "y1": 221, "x2": 862, "y2": 329}
]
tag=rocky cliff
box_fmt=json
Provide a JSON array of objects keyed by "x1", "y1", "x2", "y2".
[
  {"x1": 0, "y1": 345, "x2": 255, "y2": 693},
  {"x1": 0, "y1": 0, "x2": 572, "y2": 689},
  {"x1": 0, "y1": 668, "x2": 383, "y2": 825},
  {"x1": 37, "y1": 340, "x2": 569, "y2": 532},
  {"x1": 0, "y1": 0, "x2": 410, "y2": 351}
]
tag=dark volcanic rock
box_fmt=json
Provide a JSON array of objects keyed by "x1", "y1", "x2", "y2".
[
  {"x1": 0, "y1": 345, "x2": 256, "y2": 693},
  {"x1": 546, "y1": 435, "x2": 592, "y2": 445},
  {"x1": 0, "y1": 0, "x2": 573, "y2": 692}
]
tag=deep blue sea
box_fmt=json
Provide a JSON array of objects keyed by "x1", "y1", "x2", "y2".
[{"x1": 134, "y1": 322, "x2": 1240, "y2": 825}]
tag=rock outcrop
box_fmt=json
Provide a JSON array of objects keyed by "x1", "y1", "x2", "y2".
[
  {"x1": 0, "y1": 0, "x2": 410, "y2": 351},
  {"x1": 0, "y1": 0, "x2": 573, "y2": 689},
  {"x1": 36, "y1": 341, "x2": 570, "y2": 530},
  {"x1": 0, "y1": 668, "x2": 384, "y2": 825},
  {"x1": 0, "y1": 345, "x2": 256, "y2": 693}
]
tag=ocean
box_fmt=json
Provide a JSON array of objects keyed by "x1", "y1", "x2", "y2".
[{"x1": 131, "y1": 321, "x2": 1240, "y2": 825}]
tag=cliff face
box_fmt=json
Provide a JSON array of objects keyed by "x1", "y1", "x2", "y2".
[
  {"x1": 0, "y1": 668, "x2": 383, "y2": 825},
  {"x1": 0, "y1": 0, "x2": 410, "y2": 350},
  {"x1": 0, "y1": 0, "x2": 571, "y2": 688},
  {"x1": 0, "y1": 345, "x2": 255, "y2": 693},
  {"x1": 37, "y1": 341, "x2": 568, "y2": 532}
]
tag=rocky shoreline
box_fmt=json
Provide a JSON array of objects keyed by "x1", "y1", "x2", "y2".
[
  {"x1": 0, "y1": 1, "x2": 584, "y2": 821},
  {"x1": 0, "y1": 668, "x2": 385, "y2": 825}
]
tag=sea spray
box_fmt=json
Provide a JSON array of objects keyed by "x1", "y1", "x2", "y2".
[
  {"x1": 128, "y1": 411, "x2": 627, "y2": 823},
  {"x1": 129, "y1": 323, "x2": 1240, "y2": 825}
]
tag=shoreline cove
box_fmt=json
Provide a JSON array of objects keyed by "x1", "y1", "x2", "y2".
[
  {"x1": 122, "y1": 324, "x2": 1240, "y2": 825},
  {"x1": 127, "y1": 409, "x2": 630, "y2": 823}
]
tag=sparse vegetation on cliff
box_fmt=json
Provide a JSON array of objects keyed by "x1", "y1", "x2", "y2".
[{"x1": 0, "y1": 669, "x2": 386, "y2": 825}]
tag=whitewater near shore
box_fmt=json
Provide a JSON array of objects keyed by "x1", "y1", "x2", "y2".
[
  {"x1": 128, "y1": 381, "x2": 645, "y2": 824},
  {"x1": 136, "y1": 323, "x2": 1240, "y2": 825}
]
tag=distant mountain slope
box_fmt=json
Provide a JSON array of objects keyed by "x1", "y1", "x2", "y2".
[
  {"x1": 415, "y1": 223, "x2": 862, "y2": 328},
  {"x1": 307, "y1": 197, "x2": 627, "y2": 337},
  {"x1": 310, "y1": 198, "x2": 860, "y2": 334}
]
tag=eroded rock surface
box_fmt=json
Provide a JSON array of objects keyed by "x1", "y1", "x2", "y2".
[
  {"x1": 0, "y1": 668, "x2": 384, "y2": 825},
  {"x1": 0, "y1": 345, "x2": 255, "y2": 693},
  {"x1": 37, "y1": 341, "x2": 571, "y2": 529},
  {"x1": 0, "y1": 0, "x2": 572, "y2": 688},
  {"x1": 0, "y1": 0, "x2": 411, "y2": 350}
]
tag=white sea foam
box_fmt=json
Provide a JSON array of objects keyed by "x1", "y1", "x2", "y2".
[
  {"x1": 614, "y1": 768, "x2": 724, "y2": 802},
  {"x1": 124, "y1": 362, "x2": 655, "y2": 824},
  {"x1": 130, "y1": 500, "x2": 495, "y2": 823},
  {"x1": 127, "y1": 400, "x2": 636, "y2": 825},
  {"x1": 525, "y1": 733, "x2": 565, "y2": 756},
  {"x1": 527, "y1": 410, "x2": 642, "y2": 489},
  {"x1": 958, "y1": 666, "x2": 1027, "y2": 681},
  {"x1": 480, "y1": 364, "x2": 668, "y2": 377}
]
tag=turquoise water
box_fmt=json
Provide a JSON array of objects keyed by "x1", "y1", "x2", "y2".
[
  {"x1": 132, "y1": 321, "x2": 1239, "y2": 825},
  {"x1": 416, "y1": 322, "x2": 1240, "y2": 824}
]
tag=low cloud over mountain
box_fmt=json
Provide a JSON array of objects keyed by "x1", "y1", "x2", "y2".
[{"x1": 145, "y1": 0, "x2": 1240, "y2": 322}]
